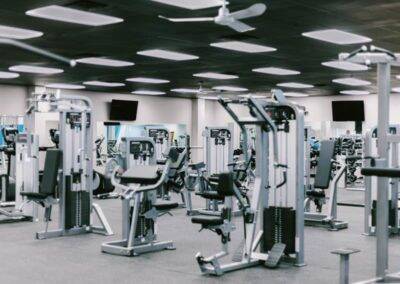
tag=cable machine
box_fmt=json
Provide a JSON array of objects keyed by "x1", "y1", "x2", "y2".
[{"x1": 22, "y1": 92, "x2": 113, "y2": 239}]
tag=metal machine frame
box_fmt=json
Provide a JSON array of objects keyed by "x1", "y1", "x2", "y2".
[
  {"x1": 102, "y1": 140, "x2": 178, "y2": 257},
  {"x1": 24, "y1": 93, "x2": 113, "y2": 239},
  {"x1": 340, "y1": 45, "x2": 400, "y2": 283},
  {"x1": 363, "y1": 125, "x2": 400, "y2": 236},
  {"x1": 193, "y1": 92, "x2": 305, "y2": 276}
]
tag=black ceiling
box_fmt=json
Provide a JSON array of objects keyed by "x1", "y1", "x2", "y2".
[{"x1": 0, "y1": 0, "x2": 400, "y2": 98}]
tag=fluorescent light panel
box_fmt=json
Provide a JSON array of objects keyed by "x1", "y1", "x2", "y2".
[
  {"x1": 199, "y1": 96, "x2": 219, "y2": 100},
  {"x1": 284, "y1": 92, "x2": 309, "y2": 97},
  {"x1": 277, "y1": 82, "x2": 314, "y2": 89},
  {"x1": 132, "y1": 90, "x2": 165, "y2": 95},
  {"x1": 252, "y1": 67, "x2": 300, "y2": 76},
  {"x1": 302, "y1": 29, "x2": 372, "y2": 45},
  {"x1": 213, "y1": 86, "x2": 248, "y2": 92},
  {"x1": 340, "y1": 90, "x2": 370, "y2": 95},
  {"x1": 137, "y1": 49, "x2": 199, "y2": 61},
  {"x1": 396, "y1": 75, "x2": 400, "y2": 80},
  {"x1": 392, "y1": 87, "x2": 400, "y2": 93},
  {"x1": 9, "y1": 65, "x2": 63, "y2": 75},
  {"x1": 126, "y1": 77, "x2": 169, "y2": 84},
  {"x1": 76, "y1": 57, "x2": 134, "y2": 67},
  {"x1": 26, "y1": 5, "x2": 123, "y2": 26},
  {"x1": 171, "y1": 88, "x2": 199, "y2": 93},
  {"x1": 0, "y1": 25, "x2": 43, "y2": 39},
  {"x1": 84, "y1": 81, "x2": 125, "y2": 87},
  {"x1": 322, "y1": 61, "x2": 368, "y2": 71},
  {"x1": 210, "y1": 41, "x2": 276, "y2": 53},
  {"x1": 151, "y1": 0, "x2": 224, "y2": 10},
  {"x1": 332, "y1": 78, "x2": 371, "y2": 86},
  {"x1": 0, "y1": 71, "x2": 19, "y2": 79},
  {"x1": 193, "y1": 72, "x2": 238, "y2": 80},
  {"x1": 46, "y1": 83, "x2": 85, "y2": 90}
]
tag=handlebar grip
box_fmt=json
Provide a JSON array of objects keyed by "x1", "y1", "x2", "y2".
[{"x1": 361, "y1": 167, "x2": 400, "y2": 178}]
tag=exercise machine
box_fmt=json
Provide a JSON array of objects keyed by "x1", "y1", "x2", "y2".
[
  {"x1": 339, "y1": 45, "x2": 400, "y2": 283},
  {"x1": 304, "y1": 140, "x2": 348, "y2": 230},
  {"x1": 102, "y1": 145, "x2": 184, "y2": 256},
  {"x1": 363, "y1": 125, "x2": 400, "y2": 236},
  {"x1": 146, "y1": 127, "x2": 170, "y2": 161},
  {"x1": 0, "y1": 132, "x2": 39, "y2": 223},
  {"x1": 192, "y1": 92, "x2": 305, "y2": 276},
  {"x1": 21, "y1": 93, "x2": 113, "y2": 239}
]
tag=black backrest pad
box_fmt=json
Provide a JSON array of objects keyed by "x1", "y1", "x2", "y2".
[
  {"x1": 167, "y1": 147, "x2": 179, "y2": 163},
  {"x1": 40, "y1": 149, "x2": 62, "y2": 195},
  {"x1": 217, "y1": 172, "x2": 235, "y2": 196},
  {"x1": 314, "y1": 140, "x2": 335, "y2": 189}
]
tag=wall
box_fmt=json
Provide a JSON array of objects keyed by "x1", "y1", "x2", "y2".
[
  {"x1": 204, "y1": 92, "x2": 400, "y2": 140},
  {"x1": 0, "y1": 85, "x2": 28, "y2": 115}
]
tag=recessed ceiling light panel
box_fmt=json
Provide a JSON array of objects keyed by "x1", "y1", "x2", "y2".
[
  {"x1": 210, "y1": 41, "x2": 276, "y2": 53},
  {"x1": 340, "y1": 90, "x2": 370, "y2": 95},
  {"x1": 283, "y1": 92, "x2": 309, "y2": 97},
  {"x1": 396, "y1": 75, "x2": 400, "y2": 80},
  {"x1": 171, "y1": 88, "x2": 199, "y2": 93},
  {"x1": 46, "y1": 83, "x2": 85, "y2": 90},
  {"x1": 193, "y1": 72, "x2": 238, "y2": 80},
  {"x1": 26, "y1": 5, "x2": 123, "y2": 26},
  {"x1": 333, "y1": 78, "x2": 371, "y2": 86},
  {"x1": 132, "y1": 90, "x2": 165, "y2": 95},
  {"x1": 9, "y1": 65, "x2": 63, "y2": 75},
  {"x1": 392, "y1": 87, "x2": 400, "y2": 93},
  {"x1": 126, "y1": 77, "x2": 170, "y2": 84},
  {"x1": 302, "y1": 29, "x2": 372, "y2": 45},
  {"x1": 277, "y1": 82, "x2": 314, "y2": 89},
  {"x1": 151, "y1": 0, "x2": 224, "y2": 10},
  {"x1": 213, "y1": 86, "x2": 248, "y2": 92},
  {"x1": 0, "y1": 71, "x2": 19, "y2": 79},
  {"x1": 137, "y1": 49, "x2": 199, "y2": 61},
  {"x1": 322, "y1": 61, "x2": 368, "y2": 71},
  {"x1": 76, "y1": 57, "x2": 134, "y2": 67},
  {"x1": 252, "y1": 67, "x2": 300, "y2": 76},
  {"x1": 84, "y1": 81, "x2": 125, "y2": 87},
  {"x1": 0, "y1": 25, "x2": 43, "y2": 39}
]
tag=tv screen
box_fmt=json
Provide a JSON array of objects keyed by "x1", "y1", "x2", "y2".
[
  {"x1": 109, "y1": 100, "x2": 138, "y2": 121},
  {"x1": 332, "y1": 100, "x2": 365, "y2": 121}
]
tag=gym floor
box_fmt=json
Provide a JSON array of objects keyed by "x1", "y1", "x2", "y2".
[{"x1": 1, "y1": 189, "x2": 399, "y2": 284}]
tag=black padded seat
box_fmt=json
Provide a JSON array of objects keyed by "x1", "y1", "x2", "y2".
[
  {"x1": 121, "y1": 165, "x2": 161, "y2": 185},
  {"x1": 157, "y1": 159, "x2": 167, "y2": 165},
  {"x1": 196, "y1": 191, "x2": 225, "y2": 201},
  {"x1": 189, "y1": 162, "x2": 205, "y2": 170},
  {"x1": 306, "y1": 190, "x2": 325, "y2": 198},
  {"x1": 20, "y1": 192, "x2": 51, "y2": 199},
  {"x1": 191, "y1": 215, "x2": 224, "y2": 226},
  {"x1": 153, "y1": 201, "x2": 179, "y2": 211}
]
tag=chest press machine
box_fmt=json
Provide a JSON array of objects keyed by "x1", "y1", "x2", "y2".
[
  {"x1": 191, "y1": 92, "x2": 305, "y2": 276},
  {"x1": 304, "y1": 140, "x2": 348, "y2": 230},
  {"x1": 20, "y1": 93, "x2": 113, "y2": 239}
]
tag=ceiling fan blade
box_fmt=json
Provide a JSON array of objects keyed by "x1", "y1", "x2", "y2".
[
  {"x1": 158, "y1": 15, "x2": 214, "y2": 22},
  {"x1": 230, "y1": 3, "x2": 267, "y2": 20},
  {"x1": 226, "y1": 20, "x2": 255, "y2": 33}
]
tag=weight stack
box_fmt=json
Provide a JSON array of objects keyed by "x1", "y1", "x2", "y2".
[
  {"x1": 262, "y1": 206, "x2": 296, "y2": 255},
  {"x1": 371, "y1": 200, "x2": 396, "y2": 228}
]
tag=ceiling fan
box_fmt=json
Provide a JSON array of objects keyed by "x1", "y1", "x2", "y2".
[{"x1": 158, "y1": 0, "x2": 267, "y2": 33}]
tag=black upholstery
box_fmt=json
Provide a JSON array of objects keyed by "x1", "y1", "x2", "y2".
[
  {"x1": 120, "y1": 165, "x2": 161, "y2": 184},
  {"x1": 196, "y1": 191, "x2": 225, "y2": 200},
  {"x1": 21, "y1": 149, "x2": 61, "y2": 199},
  {"x1": 189, "y1": 162, "x2": 205, "y2": 170},
  {"x1": 191, "y1": 215, "x2": 224, "y2": 226},
  {"x1": 217, "y1": 172, "x2": 235, "y2": 196},
  {"x1": 314, "y1": 140, "x2": 335, "y2": 189},
  {"x1": 154, "y1": 201, "x2": 179, "y2": 210}
]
